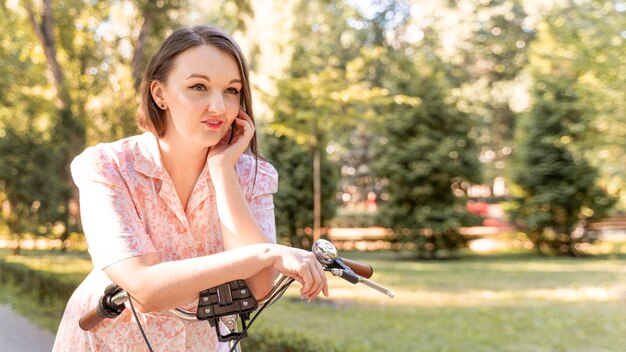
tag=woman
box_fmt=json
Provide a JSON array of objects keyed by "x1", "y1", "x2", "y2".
[{"x1": 53, "y1": 25, "x2": 328, "y2": 351}]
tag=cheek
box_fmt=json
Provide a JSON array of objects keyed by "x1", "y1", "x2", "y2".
[{"x1": 225, "y1": 97, "x2": 240, "y2": 114}]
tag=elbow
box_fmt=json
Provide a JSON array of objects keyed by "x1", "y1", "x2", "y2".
[
  {"x1": 248, "y1": 268, "x2": 277, "y2": 301},
  {"x1": 128, "y1": 298, "x2": 155, "y2": 314},
  {"x1": 124, "y1": 285, "x2": 160, "y2": 313},
  {"x1": 251, "y1": 282, "x2": 273, "y2": 301}
]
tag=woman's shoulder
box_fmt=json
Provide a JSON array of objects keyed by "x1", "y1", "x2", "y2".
[
  {"x1": 236, "y1": 154, "x2": 278, "y2": 198},
  {"x1": 71, "y1": 134, "x2": 153, "y2": 180},
  {"x1": 236, "y1": 154, "x2": 277, "y2": 178}
]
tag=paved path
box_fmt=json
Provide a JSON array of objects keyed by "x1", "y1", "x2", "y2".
[{"x1": 0, "y1": 305, "x2": 56, "y2": 352}]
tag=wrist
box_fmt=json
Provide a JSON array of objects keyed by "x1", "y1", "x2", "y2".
[
  {"x1": 209, "y1": 164, "x2": 236, "y2": 183},
  {"x1": 259, "y1": 243, "x2": 278, "y2": 267}
]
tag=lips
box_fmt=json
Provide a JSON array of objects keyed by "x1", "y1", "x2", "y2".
[{"x1": 202, "y1": 119, "x2": 224, "y2": 129}]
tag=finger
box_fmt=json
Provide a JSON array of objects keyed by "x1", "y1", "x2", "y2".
[
  {"x1": 289, "y1": 274, "x2": 305, "y2": 287},
  {"x1": 309, "y1": 263, "x2": 327, "y2": 299},
  {"x1": 303, "y1": 265, "x2": 322, "y2": 299},
  {"x1": 237, "y1": 107, "x2": 253, "y2": 122},
  {"x1": 236, "y1": 108, "x2": 254, "y2": 129},
  {"x1": 299, "y1": 266, "x2": 314, "y2": 298},
  {"x1": 316, "y1": 262, "x2": 329, "y2": 298},
  {"x1": 232, "y1": 117, "x2": 254, "y2": 138}
]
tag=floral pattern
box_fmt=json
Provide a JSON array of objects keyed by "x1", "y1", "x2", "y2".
[{"x1": 53, "y1": 132, "x2": 278, "y2": 351}]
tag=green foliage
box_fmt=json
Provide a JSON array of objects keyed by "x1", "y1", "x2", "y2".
[
  {"x1": 508, "y1": 0, "x2": 622, "y2": 254},
  {"x1": 0, "y1": 1, "x2": 184, "y2": 246},
  {"x1": 264, "y1": 0, "x2": 373, "y2": 243},
  {"x1": 370, "y1": 50, "x2": 482, "y2": 258},
  {"x1": 529, "y1": 1, "x2": 626, "y2": 208},
  {"x1": 263, "y1": 133, "x2": 339, "y2": 248},
  {"x1": 452, "y1": 0, "x2": 534, "y2": 184},
  {"x1": 0, "y1": 127, "x2": 69, "y2": 251},
  {"x1": 510, "y1": 76, "x2": 616, "y2": 255},
  {"x1": 0, "y1": 258, "x2": 77, "y2": 305}
]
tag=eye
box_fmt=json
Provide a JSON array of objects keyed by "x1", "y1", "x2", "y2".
[
  {"x1": 225, "y1": 87, "x2": 240, "y2": 95},
  {"x1": 189, "y1": 84, "x2": 206, "y2": 91}
]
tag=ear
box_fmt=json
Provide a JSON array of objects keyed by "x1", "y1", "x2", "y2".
[{"x1": 150, "y1": 81, "x2": 167, "y2": 109}]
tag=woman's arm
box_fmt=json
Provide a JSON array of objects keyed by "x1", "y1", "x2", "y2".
[
  {"x1": 210, "y1": 166, "x2": 277, "y2": 299},
  {"x1": 104, "y1": 242, "x2": 326, "y2": 313},
  {"x1": 207, "y1": 109, "x2": 326, "y2": 300}
]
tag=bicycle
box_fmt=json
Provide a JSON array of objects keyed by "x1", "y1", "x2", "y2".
[{"x1": 79, "y1": 239, "x2": 395, "y2": 352}]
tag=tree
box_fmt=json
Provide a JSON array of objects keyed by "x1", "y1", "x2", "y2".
[
  {"x1": 263, "y1": 132, "x2": 339, "y2": 248},
  {"x1": 447, "y1": 0, "x2": 533, "y2": 190},
  {"x1": 508, "y1": 0, "x2": 621, "y2": 255},
  {"x1": 510, "y1": 76, "x2": 616, "y2": 255},
  {"x1": 370, "y1": 48, "x2": 482, "y2": 258},
  {"x1": 0, "y1": 127, "x2": 67, "y2": 254},
  {"x1": 266, "y1": 0, "x2": 371, "y2": 242},
  {"x1": 0, "y1": 1, "x2": 182, "y2": 250}
]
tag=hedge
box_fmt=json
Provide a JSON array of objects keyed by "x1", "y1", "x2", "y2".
[
  {"x1": 0, "y1": 258, "x2": 76, "y2": 305},
  {"x1": 242, "y1": 327, "x2": 341, "y2": 352}
]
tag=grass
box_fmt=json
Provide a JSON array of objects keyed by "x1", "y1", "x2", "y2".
[
  {"x1": 252, "y1": 250, "x2": 626, "y2": 351},
  {"x1": 1, "y1": 246, "x2": 625, "y2": 351},
  {"x1": 0, "y1": 248, "x2": 93, "y2": 331}
]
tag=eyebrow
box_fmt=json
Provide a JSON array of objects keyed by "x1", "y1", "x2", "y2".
[{"x1": 186, "y1": 73, "x2": 242, "y2": 84}]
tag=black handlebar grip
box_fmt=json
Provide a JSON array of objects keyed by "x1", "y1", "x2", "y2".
[
  {"x1": 79, "y1": 306, "x2": 107, "y2": 331},
  {"x1": 340, "y1": 257, "x2": 373, "y2": 279},
  {"x1": 337, "y1": 268, "x2": 360, "y2": 284}
]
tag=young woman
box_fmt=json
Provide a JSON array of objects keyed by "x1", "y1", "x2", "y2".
[{"x1": 53, "y1": 25, "x2": 328, "y2": 351}]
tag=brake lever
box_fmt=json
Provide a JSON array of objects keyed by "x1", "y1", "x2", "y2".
[{"x1": 325, "y1": 266, "x2": 395, "y2": 298}]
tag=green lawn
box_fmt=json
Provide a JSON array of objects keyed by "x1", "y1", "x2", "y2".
[
  {"x1": 1, "y1": 247, "x2": 625, "y2": 351},
  {"x1": 253, "y1": 250, "x2": 626, "y2": 351}
]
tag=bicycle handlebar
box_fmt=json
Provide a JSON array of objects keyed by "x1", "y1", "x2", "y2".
[
  {"x1": 79, "y1": 284, "x2": 128, "y2": 331},
  {"x1": 338, "y1": 257, "x2": 373, "y2": 278},
  {"x1": 80, "y1": 240, "x2": 392, "y2": 332}
]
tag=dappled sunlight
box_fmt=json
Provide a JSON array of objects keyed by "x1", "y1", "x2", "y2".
[
  {"x1": 469, "y1": 238, "x2": 510, "y2": 252},
  {"x1": 296, "y1": 284, "x2": 626, "y2": 308},
  {"x1": 3, "y1": 252, "x2": 93, "y2": 275},
  {"x1": 470, "y1": 261, "x2": 626, "y2": 274}
]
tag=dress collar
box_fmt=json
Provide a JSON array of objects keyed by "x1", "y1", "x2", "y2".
[{"x1": 133, "y1": 132, "x2": 166, "y2": 179}]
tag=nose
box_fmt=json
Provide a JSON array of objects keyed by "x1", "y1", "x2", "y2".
[{"x1": 207, "y1": 92, "x2": 225, "y2": 115}]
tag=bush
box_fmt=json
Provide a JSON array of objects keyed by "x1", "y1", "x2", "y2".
[
  {"x1": 0, "y1": 258, "x2": 76, "y2": 305},
  {"x1": 242, "y1": 327, "x2": 341, "y2": 352}
]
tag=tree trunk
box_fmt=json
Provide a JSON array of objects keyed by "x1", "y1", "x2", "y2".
[
  {"x1": 12, "y1": 240, "x2": 21, "y2": 256},
  {"x1": 312, "y1": 141, "x2": 321, "y2": 243},
  {"x1": 25, "y1": 0, "x2": 83, "y2": 248},
  {"x1": 24, "y1": 0, "x2": 71, "y2": 109},
  {"x1": 132, "y1": 5, "x2": 156, "y2": 90}
]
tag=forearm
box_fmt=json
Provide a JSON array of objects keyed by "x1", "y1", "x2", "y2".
[
  {"x1": 210, "y1": 166, "x2": 277, "y2": 298},
  {"x1": 211, "y1": 167, "x2": 270, "y2": 247},
  {"x1": 104, "y1": 243, "x2": 275, "y2": 312}
]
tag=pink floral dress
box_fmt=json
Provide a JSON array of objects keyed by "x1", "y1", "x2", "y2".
[{"x1": 52, "y1": 132, "x2": 278, "y2": 351}]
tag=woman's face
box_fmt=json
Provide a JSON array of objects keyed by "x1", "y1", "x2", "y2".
[{"x1": 153, "y1": 44, "x2": 243, "y2": 149}]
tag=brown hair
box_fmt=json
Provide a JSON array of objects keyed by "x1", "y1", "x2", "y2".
[{"x1": 137, "y1": 25, "x2": 259, "y2": 157}]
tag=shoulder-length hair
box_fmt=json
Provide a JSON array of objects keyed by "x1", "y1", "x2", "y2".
[{"x1": 137, "y1": 25, "x2": 259, "y2": 157}]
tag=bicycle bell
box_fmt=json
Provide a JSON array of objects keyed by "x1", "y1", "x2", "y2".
[{"x1": 312, "y1": 239, "x2": 337, "y2": 265}]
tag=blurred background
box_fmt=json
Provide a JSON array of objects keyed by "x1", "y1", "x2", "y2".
[{"x1": 0, "y1": 0, "x2": 625, "y2": 351}]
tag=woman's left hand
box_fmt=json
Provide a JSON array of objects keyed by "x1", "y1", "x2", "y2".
[{"x1": 208, "y1": 107, "x2": 254, "y2": 169}]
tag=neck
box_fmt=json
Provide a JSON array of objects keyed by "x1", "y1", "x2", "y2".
[{"x1": 158, "y1": 136, "x2": 208, "y2": 180}]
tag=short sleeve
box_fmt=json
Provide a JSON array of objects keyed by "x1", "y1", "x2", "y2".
[
  {"x1": 71, "y1": 146, "x2": 156, "y2": 270},
  {"x1": 237, "y1": 155, "x2": 278, "y2": 243}
]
